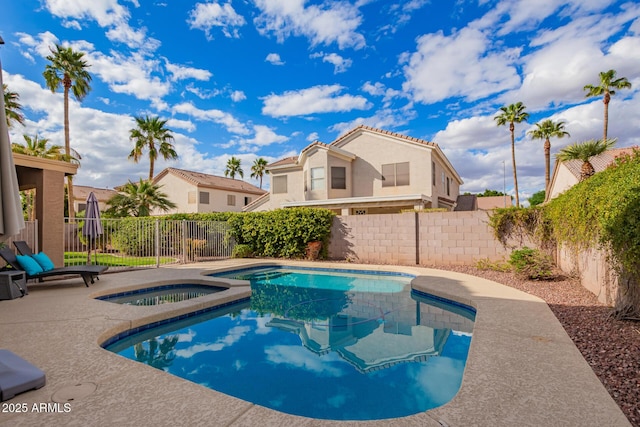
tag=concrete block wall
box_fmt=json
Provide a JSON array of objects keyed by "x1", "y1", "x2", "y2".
[
  {"x1": 557, "y1": 245, "x2": 617, "y2": 305},
  {"x1": 328, "y1": 211, "x2": 509, "y2": 266}
]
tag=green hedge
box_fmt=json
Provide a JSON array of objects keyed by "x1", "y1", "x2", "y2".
[{"x1": 227, "y1": 208, "x2": 335, "y2": 258}]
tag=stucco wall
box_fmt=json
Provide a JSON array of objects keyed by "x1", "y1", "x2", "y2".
[
  {"x1": 328, "y1": 211, "x2": 509, "y2": 265},
  {"x1": 556, "y1": 245, "x2": 617, "y2": 305}
]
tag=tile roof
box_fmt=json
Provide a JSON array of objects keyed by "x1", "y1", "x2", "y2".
[
  {"x1": 73, "y1": 185, "x2": 118, "y2": 202},
  {"x1": 154, "y1": 167, "x2": 266, "y2": 195},
  {"x1": 330, "y1": 125, "x2": 438, "y2": 148},
  {"x1": 267, "y1": 156, "x2": 298, "y2": 168}
]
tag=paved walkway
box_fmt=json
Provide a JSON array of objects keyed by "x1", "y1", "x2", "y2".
[{"x1": 0, "y1": 260, "x2": 630, "y2": 426}]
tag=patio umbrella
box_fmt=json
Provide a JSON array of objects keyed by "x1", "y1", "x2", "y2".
[
  {"x1": 0, "y1": 57, "x2": 26, "y2": 242},
  {"x1": 81, "y1": 192, "x2": 103, "y2": 264}
]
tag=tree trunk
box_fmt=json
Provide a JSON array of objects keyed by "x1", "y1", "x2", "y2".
[
  {"x1": 603, "y1": 91, "x2": 610, "y2": 142},
  {"x1": 510, "y1": 124, "x2": 519, "y2": 207},
  {"x1": 544, "y1": 138, "x2": 551, "y2": 193},
  {"x1": 614, "y1": 270, "x2": 640, "y2": 320},
  {"x1": 149, "y1": 157, "x2": 154, "y2": 181},
  {"x1": 63, "y1": 82, "x2": 75, "y2": 220},
  {"x1": 580, "y1": 161, "x2": 595, "y2": 181}
]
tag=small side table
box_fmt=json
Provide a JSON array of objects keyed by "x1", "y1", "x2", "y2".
[{"x1": 0, "y1": 270, "x2": 27, "y2": 300}]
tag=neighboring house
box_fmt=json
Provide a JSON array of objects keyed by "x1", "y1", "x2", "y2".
[
  {"x1": 245, "y1": 125, "x2": 463, "y2": 215},
  {"x1": 152, "y1": 167, "x2": 266, "y2": 214},
  {"x1": 477, "y1": 195, "x2": 512, "y2": 210},
  {"x1": 73, "y1": 185, "x2": 117, "y2": 213},
  {"x1": 546, "y1": 147, "x2": 638, "y2": 202},
  {"x1": 453, "y1": 195, "x2": 512, "y2": 211}
]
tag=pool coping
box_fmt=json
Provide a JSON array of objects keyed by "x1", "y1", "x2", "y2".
[{"x1": 0, "y1": 259, "x2": 631, "y2": 426}]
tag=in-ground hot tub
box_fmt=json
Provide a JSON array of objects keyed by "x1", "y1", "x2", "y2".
[{"x1": 95, "y1": 283, "x2": 226, "y2": 306}]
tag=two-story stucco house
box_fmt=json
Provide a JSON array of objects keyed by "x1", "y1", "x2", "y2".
[
  {"x1": 73, "y1": 185, "x2": 118, "y2": 214},
  {"x1": 151, "y1": 167, "x2": 266, "y2": 214},
  {"x1": 245, "y1": 126, "x2": 463, "y2": 215}
]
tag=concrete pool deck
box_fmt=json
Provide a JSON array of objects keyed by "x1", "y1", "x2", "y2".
[{"x1": 0, "y1": 260, "x2": 630, "y2": 427}]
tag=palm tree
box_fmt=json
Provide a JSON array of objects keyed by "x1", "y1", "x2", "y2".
[
  {"x1": 555, "y1": 139, "x2": 616, "y2": 181},
  {"x1": 3, "y1": 84, "x2": 25, "y2": 128},
  {"x1": 584, "y1": 69, "x2": 632, "y2": 142},
  {"x1": 43, "y1": 44, "x2": 92, "y2": 220},
  {"x1": 105, "y1": 178, "x2": 176, "y2": 217},
  {"x1": 494, "y1": 102, "x2": 529, "y2": 207},
  {"x1": 11, "y1": 134, "x2": 63, "y2": 159},
  {"x1": 12, "y1": 134, "x2": 64, "y2": 220},
  {"x1": 129, "y1": 116, "x2": 178, "y2": 181},
  {"x1": 528, "y1": 119, "x2": 570, "y2": 193},
  {"x1": 225, "y1": 156, "x2": 243, "y2": 179},
  {"x1": 250, "y1": 157, "x2": 269, "y2": 188}
]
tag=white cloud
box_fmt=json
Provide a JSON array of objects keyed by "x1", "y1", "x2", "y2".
[
  {"x1": 173, "y1": 102, "x2": 250, "y2": 135},
  {"x1": 232, "y1": 125, "x2": 289, "y2": 152},
  {"x1": 165, "y1": 61, "x2": 212, "y2": 82},
  {"x1": 42, "y1": 0, "x2": 157, "y2": 50},
  {"x1": 230, "y1": 90, "x2": 246, "y2": 102},
  {"x1": 262, "y1": 84, "x2": 371, "y2": 117},
  {"x1": 187, "y1": 1, "x2": 246, "y2": 40},
  {"x1": 265, "y1": 53, "x2": 284, "y2": 65},
  {"x1": 402, "y1": 27, "x2": 522, "y2": 104},
  {"x1": 310, "y1": 52, "x2": 352, "y2": 73},
  {"x1": 306, "y1": 132, "x2": 319, "y2": 142},
  {"x1": 254, "y1": 0, "x2": 365, "y2": 50}
]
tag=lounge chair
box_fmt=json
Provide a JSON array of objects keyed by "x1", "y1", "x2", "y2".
[{"x1": 0, "y1": 246, "x2": 107, "y2": 287}]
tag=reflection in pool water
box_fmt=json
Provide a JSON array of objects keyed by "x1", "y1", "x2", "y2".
[{"x1": 105, "y1": 267, "x2": 475, "y2": 420}]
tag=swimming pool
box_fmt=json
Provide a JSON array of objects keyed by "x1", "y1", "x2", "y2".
[{"x1": 104, "y1": 266, "x2": 475, "y2": 420}]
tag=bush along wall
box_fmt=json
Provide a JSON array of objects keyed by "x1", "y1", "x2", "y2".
[
  {"x1": 489, "y1": 149, "x2": 640, "y2": 320},
  {"x1": 544, "y1": 150, "x2": 640, "y2": 320},
  {"x1": 227, "y1": 208, "x2": 335, "y2": 259}
]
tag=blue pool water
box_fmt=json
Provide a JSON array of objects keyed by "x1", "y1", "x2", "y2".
[{"x1": 104, "y1": 266, "x2": 475, "y2": 420}]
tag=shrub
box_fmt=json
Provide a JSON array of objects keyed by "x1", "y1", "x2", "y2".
[
  {"x1": 475, "y1": 257, "x2": 511, "y2": 272},
  {"x1": 509, "y1": 247, "x2": 554, "y2": 280},
  {"x1": 232, "y1": 244, "x2": 253, "y2": 258},
  {"x1": 227, "y1": 208, "x2": 335, "y2": 259}
]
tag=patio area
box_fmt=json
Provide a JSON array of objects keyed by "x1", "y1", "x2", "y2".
[{"x1": 0, "y1": 260, "x2": 630, "y2": 426}]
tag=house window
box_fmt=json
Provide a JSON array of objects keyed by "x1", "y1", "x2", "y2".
[
  {"x1": 310, "y1": 167, "x2": 325, "y2": 190},
  {"x1": 78, "y1": 203, "x2": 87, "y2": 212},
  {"x1": 446, "y1": 177, "x2": 451, "y2": 196},
  {"x1": 432, "y1": 162, "x2": 436, "y2": 186},
  {"x1": 331, "y1": 167, "x2": 346, "y2": 189},
  {"x1": 382, "y1": 162, "x2": 410, "y2": 187},
  {"x1": 199, "y1": 191, "x2": 210, "y2": 204},
  {"x1": 244, "y1": 196, "x2": 251, "y2": 206},
  {"x1": 188, "y1": 191, "x2": 196, "y2": 204},
  {"x1": 273, "y1": 176, "x2": 287, "y2": 194},
  {"x1": 227, "y1": 195, "x2": 236, "y2": 206}
]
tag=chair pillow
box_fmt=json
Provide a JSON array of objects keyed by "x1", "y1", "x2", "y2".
[
  {"x1": 31, "y1": 252, "x2": 55, "y2": 272},
  {"x1": 16, "y1": 254, "x2": 44, "y2": 276}
]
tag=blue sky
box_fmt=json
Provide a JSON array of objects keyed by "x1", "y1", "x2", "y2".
[{"x1": 1, "y1": 0, "x2": 639, "y2": 202}]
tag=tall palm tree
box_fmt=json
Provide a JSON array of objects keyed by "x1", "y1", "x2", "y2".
[
  {"x1": 250, "y1": 157, "x2": 269, "y2": 188},
  {"x1": 43, "y1": 44, "x2": 92, "y2": 220},
  {"x1": 129, "y1": 116, "x2": 178, "y2": 181},
  {"x1": 225, "y1": 156, "x2": 243, "y2": 179},
  {"x1": 105, "y1": 178, "x2": 176, "y2": 217},
  {"x1": 555, "y1": 139, "x2": 616, "y2": 181},
  {"x1": 494, "y1": 102, "x2": 529, "y2": 207},
  {"x1": 3, "y1": 83, "x2": 25, "y2": 128},
  {"x1": 584, "y1": 69, "x2": 632, "y2": 142},
  {"x1": 528, "y1": 119, "x2": 570, "y2": 193}
]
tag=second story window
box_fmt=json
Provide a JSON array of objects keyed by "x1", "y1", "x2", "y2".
[
  {"x1": 273, "y1": 175, "x2": 287, "y2": 194},
  {"x1": 432, "y1": 161, "x2": 436, "y2": 186},
  {"x1": 244, "y1": 196, "x2": 251, "y2": 206},
  {"x1": 310, "y1": 167, "x2": 325, "y2": 190},
  {"x1": 382, "y1": 162, "x2": 410, "y2": 187},
  {"x1": 227, "y1": 195, "x2": 236, "y2": 206},
  {"x1": 331, "y1": 167, "x2": 346, "y2": 189}
]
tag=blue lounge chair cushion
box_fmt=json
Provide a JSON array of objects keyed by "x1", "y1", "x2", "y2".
[
  {"x1": 31, "y1": 252, "x2": 55, "y2": 272},
  {"x1": 15, "y1": 255, "x2": 44, "y2": 276}
]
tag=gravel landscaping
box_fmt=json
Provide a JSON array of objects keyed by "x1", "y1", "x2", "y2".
[{"x1": 432, "y1": 264, "x2": 640, "y2": 427}]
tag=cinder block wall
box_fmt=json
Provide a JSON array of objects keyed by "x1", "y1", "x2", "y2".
[{"x1": 328, "y1": 211, "x2": 509, "y2": 265}]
